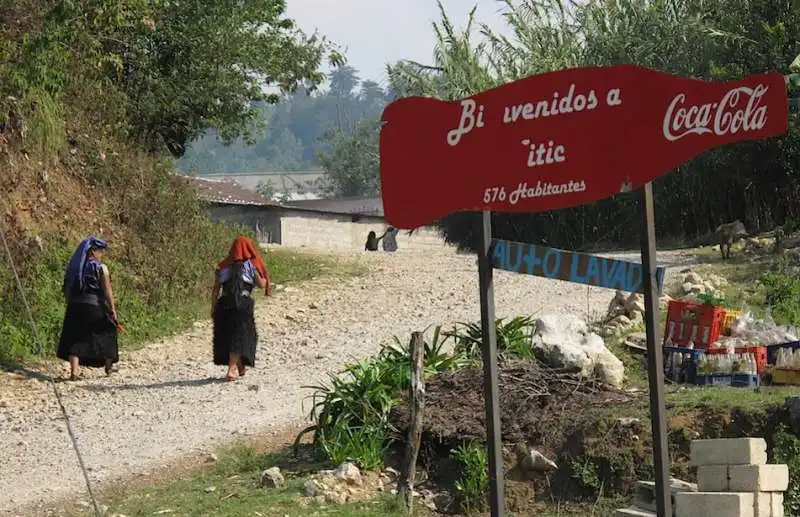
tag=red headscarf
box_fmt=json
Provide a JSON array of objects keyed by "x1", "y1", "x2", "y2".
[{"x1": 217, "y1": 235, "x2": 270, "y2": 294}]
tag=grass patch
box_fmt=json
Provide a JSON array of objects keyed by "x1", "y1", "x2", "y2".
[
  {"x1": 265, "y1": 247, "x2": 367, "y2": 285},
  {"x1": 666, "y1": 385, "x2": 796, "y2": 411},
  {"x1": 65, "y1": 443, "x2": 416, "y2": 517},
  {"x1": 534, "y1": 498, "x2": 625, "y2": 517}
]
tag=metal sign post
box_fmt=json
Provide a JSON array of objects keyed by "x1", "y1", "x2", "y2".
[
  {"x1": 639, "y1": 182, "x2": 671, "y2": 517},
  {"x1": 477, "y1": 210, "x2": 505, "y2": 516}
]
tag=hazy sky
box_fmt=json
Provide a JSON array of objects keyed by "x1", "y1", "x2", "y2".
[{"x1": 286, "y1": 0, "x2": 509, "y2": 86}]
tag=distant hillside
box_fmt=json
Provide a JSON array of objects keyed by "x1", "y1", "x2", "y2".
[{"x1": 179, "y1": 65, "x2": 391, "y2": 174}]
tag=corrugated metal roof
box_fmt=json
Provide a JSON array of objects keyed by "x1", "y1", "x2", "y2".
[
  {"x1": 183, "y1": 175, "x2": 280, "y2": 206},
  {"x1": 283, "y1": 197, "x2": 384, "y2": 216}
]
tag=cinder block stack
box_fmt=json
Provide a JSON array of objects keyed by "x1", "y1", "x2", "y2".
[{"x1": 676, "y1": 438, "x2": 789, "y2": 517}]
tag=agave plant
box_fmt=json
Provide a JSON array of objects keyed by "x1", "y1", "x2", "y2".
[
  {"x1": 446, "y1": 315, "x2": 539, "y2": 360},
  {"x1": 377, "y1": 324, "x2": 474, "y2": 389},
  {"x1": 294, "y1": 359, "x2": 397, "y2": 464}
]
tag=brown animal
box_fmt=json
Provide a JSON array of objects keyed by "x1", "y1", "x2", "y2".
[{"x1": 714, "y1": 220, "x2": 748, "y2": 260}]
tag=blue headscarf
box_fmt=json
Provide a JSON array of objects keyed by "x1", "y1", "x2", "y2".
[{"x1": 63, "y1": 236, "x2": 107, "y2": 296}]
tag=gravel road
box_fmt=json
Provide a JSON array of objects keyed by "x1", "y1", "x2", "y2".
[{"x1": 0, "y1": 246, "x2": 694, "y2": 515}]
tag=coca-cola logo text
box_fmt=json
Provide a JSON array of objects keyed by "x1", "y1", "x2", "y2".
[{"x1": 662, "y1": 84, "x2": 769, "y2": 142}]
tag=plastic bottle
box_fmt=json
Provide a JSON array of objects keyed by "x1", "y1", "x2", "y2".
[
  {"x1": 765, "y1": 306, "x2": 775, "y2": 326},
  {"x1": 777, "y1": 348, "x2": 788, "y2": 369},
  {"x1": 671, "y1": 352, "x2": 680, "y2": 381}
]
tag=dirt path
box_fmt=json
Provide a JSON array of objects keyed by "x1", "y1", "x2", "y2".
[{"x1": 0, "y1": 247, "x2": 695, "y2": 515}]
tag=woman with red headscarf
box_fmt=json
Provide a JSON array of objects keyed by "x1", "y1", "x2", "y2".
[{"x1": 211, "y1": 235, "x2": 271, "y2": 381}]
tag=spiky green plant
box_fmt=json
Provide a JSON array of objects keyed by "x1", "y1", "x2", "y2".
[{"x1": 446, "y1": 315, "x2": 538, "y2": 361}]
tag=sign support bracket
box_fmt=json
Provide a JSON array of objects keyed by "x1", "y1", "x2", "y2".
[
  {"x1": 639, "y1": 182, "x2": 671, "y2": 517},
  {"x1": 477, "y1": 210, "x2": 505, "y2": 517}
]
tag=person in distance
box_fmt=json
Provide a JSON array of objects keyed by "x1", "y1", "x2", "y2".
[
  {"x1": 211, "y1": 235, "x2": 271, "y2": 381},
  {"x1": 57, "y1": 236, "x2": 120, "y2": 381}
]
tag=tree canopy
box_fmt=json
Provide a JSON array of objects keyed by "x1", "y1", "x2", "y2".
[{"x1": 1, "y1": 0, "x2": 343, "y2": 158}]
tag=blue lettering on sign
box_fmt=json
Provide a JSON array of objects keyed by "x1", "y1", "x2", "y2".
[
  {"x1": 542, "y1": 249, "x2": 561, "y2": 278},
  {"x1": 491, "y1": 238, "x2": 665, "y2": 294},
  {"x1": 521, "y1": 244, "x2": 541, "y2": 274}
]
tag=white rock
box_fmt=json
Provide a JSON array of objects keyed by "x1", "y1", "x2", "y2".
[
  {"x1": 624, "y1": 293, "x2": 645, "y2": 314},
  {"x1": 610, "y1": 314, "x2": 632, "y2": 327},
  {"x1": 260, "y1": 467, "x2": 284, "y2": 488},
  {"x1": 304, "y1": 480, "x2": 318, "y2": 497},
  {"x1": 533, "y1": 314, "x2": 625, "y2": 388},
  {"x1": 333, "y1": 462, "x2": 362, "y2": 486},
  {"x1": 519, "y1": 447, "x2": 558, "y2": 472},
  {"x1": 685, "y1": 272, "x2": 703, "y2": 285}
]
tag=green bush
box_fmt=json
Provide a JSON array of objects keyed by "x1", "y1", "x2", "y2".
[
  {"x1": 762, "y1": 272, "x2": 800, "y2": 326},
  {"x1": 451, "y1": 441, "x2": 489, "y2": 514},
  {"x1": 772, "y1": 424, "x2": 800, "y2": 516}
]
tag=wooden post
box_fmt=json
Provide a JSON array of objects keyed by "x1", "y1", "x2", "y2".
[
  {"x1": 398, "y1": 331, "x2": 426, "y2": 514},
  {"x1": 639, "y1": 183, "x2": 671, "y2": 517},
  {"x1": 478, "y1": 210, "x2": 505, "y2": 517}
]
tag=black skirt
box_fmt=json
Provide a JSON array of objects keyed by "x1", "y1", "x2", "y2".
[
  {"x1": 212, "y1": 295, "x2": 258, "y2": 366},
  {"x1": 57, "y1": 302, "x2": 119, "y2": 368}
]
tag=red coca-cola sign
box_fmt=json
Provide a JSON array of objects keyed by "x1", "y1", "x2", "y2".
[{"x1": 379, "y1": 65, "x2": 788, "y2": 229}]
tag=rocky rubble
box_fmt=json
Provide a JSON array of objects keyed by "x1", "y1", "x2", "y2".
[
  {"x1": 743, "y1": 236, "x2": 777, "y2": 254},
  {"x1": 673, "y1": 268, "x2": 728, "y2": 298},
  {"x1": 286, "y1": 462, "x2": 453, "y2": 512},
  {"x1": 598, "y1": 290, "x2": 673, "y2": 337}
]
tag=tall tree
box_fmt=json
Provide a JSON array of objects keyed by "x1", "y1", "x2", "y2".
[
  {"x1": 329, "y1": 65, "x2": 361, "y2": 99},
  {"x1": 317, "y1": 119, "x2": 381, "y2": 198},
  {"x1": 54, "y1": 0, "x2": 346, "y2": 157}
]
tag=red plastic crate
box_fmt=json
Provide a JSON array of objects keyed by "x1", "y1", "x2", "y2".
[
  {"x1": 705, "y1": 345, "x2": 767, "y2": 375},
  {"x1": 663, "y1": 300, "x2": 724, "y2": 348}
]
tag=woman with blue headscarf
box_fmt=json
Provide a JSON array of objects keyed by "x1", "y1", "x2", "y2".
[{"x1": 57, "y1": 236, "x2": 119, "y2": 380}]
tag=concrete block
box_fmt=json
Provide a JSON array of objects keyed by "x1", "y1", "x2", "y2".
[
  {"x1": 755, "y1": 492, "x2": 784, "y2": 517},
  {"x1": 772, "y1": 493, "x2": 784, "y2": 517},
  {"x1": 674, "y1": 492, "x2": 754, "y2": 517},
  {"x1": 755, "y1": 493, "x2": 769, "y2": 517},
  {"x1": 697, "y1": 465, "x2": 729, "y2": 492},
  {"x1": 728, "y1": 465, "x2": 789, "y2": 492},
  {"x1": 690, "y1": 438, "x2": 767, "y2": 466}
]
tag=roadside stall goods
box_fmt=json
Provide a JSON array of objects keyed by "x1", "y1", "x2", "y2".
[{"x1": 770, "y1": 344, "x2": 800, "y2": 385}]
